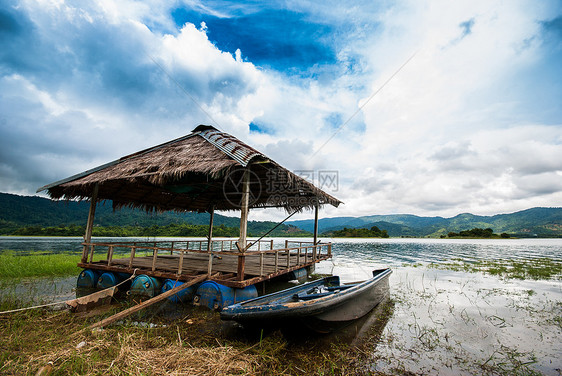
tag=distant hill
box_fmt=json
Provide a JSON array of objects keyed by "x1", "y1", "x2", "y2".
[
  {"x1": 2, "y1": 192, "x2": 560, "y2": 238},
  {"x1": 0, "y1": 192, "x2": 309, "y2": 237},
  {"x1": 289, "y1": 208, "x2": 562, "y2": 238}
]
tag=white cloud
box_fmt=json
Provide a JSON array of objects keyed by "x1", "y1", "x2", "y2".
[{"x1": 1, "y1": 0, "x2": 561, "y2": 221}]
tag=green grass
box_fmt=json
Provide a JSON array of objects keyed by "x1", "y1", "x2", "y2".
[{"x1": 0, "y1": 252, "x2": 103, "y2": 280}]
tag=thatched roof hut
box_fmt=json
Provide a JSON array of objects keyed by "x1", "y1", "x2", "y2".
[{"x1": 38, "y1": 125, "x2": 341, "y2": 214}]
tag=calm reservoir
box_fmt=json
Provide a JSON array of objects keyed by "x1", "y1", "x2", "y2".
[{"x1": 1, "y1": 236, "x2": 560, "y2": 375}]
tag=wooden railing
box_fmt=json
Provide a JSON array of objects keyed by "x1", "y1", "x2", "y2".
[{"x1": 80, "y1": 239, "x2": 332, "y2": 281}]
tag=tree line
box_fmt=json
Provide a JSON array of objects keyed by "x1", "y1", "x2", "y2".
[
  {"x1": 6, "y1": 223, "x2": 311, "y2": 237},
  {"x1": 446, "y1": 228, "x2": 510, "y2": 238},
  {"x1": 327, "y1": 226, "x2": 390, "y2": 238}
]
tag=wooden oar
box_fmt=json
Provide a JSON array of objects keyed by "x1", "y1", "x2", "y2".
[{"x1": 85, "y1": 273, "x2": 210, "y2": 331}]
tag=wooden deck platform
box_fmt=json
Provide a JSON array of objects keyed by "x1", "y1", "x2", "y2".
[{"x1": 79, "y1": 239, "x2": 332, "y2": 288}]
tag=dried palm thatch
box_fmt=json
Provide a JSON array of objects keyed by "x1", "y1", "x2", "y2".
[{"x1": 38, "y1": 125, "x2": 341, "y2": 213}]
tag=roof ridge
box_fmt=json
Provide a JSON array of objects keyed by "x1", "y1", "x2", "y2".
[{"x1": 198, "y1": 128, "x2": 265, "y2": 167}]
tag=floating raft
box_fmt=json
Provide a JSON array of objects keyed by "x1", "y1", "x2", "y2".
[{"x1": 78, "y1": 239, "x2": 331, "y2": 289}]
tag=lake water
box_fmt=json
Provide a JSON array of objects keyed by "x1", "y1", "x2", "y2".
[{"x1": 1, "y1": 236, "x2": 561, "y2": 375}]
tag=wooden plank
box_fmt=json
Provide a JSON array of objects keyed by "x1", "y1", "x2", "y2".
[{"x1": 86, "y1": 273, "x2": 209, "y2": 331}]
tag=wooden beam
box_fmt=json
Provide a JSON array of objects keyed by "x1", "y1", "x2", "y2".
[
  {"x1": 85, "y1": 273, "x2": 209, "y2": 331},
  {"x1": 82, "y1": 183, "x2": 99, "y2": 263}
]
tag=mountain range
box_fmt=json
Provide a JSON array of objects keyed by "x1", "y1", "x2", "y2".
[
  {"x1": 287, "y1": 208, "x2": 562, "y2": 238},
  {"x1": 1, "y1": 192, "x2": 561, "y2": 237},
  {"x1": 0, "y1": 192, "x2": 305, "y2": 236}
]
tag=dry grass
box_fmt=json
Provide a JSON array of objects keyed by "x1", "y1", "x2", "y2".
[
  {"x1": 29, "y1": 332, "x2": 259, "y2": 376},
  {"x1": 0, "y1": 303, "x2": 383, "y2": 376}
]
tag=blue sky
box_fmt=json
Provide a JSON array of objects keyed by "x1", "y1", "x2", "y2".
[{"x1": 1, "y1": 0, "x2": 561, "y2": 220}]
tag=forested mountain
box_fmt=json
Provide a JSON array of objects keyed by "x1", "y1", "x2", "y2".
[
  {"x1": 2, "y1": 192, "x2": 560, "y2": 237},
  {"x1": 289, "y1": 208, "x2": 562, "y2": 238},
  {"x1": 0, "y1": 192, "x2": 308, "y2": 237}
]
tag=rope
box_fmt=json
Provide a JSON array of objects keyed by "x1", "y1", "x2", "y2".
[
  {"x1": 244, "y1": 210, "x2": 299, "y2": 250},
  {"x1": 0, "y1": 268, "x2": 139, "y2": 315}
]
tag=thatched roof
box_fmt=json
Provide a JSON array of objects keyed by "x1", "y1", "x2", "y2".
[{"x1": 37, "y1": 125, "x2": 342, "y2": 213}]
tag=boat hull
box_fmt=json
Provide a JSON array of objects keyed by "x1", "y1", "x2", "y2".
[{"x1": 221, "y1": 268, "x2": 392, "y2": 333}]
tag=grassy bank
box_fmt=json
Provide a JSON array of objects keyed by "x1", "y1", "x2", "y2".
[
  {"x1": 1, "y1": 254, "x2": 560, "y2": 375},
  {"x1": 0, "y1": 252, "x2": 106, "y2": 281}
]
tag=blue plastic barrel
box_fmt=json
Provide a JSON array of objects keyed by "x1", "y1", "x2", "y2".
[
  {"x1": 130, "y1": 275, "x2": 162, "y2": 298},
  {"x1": 193, "y1": 281, "x2": 257, "y2": 311},
  {"x1": 77, "y1": 269, "x2": 101, "y2": 288},
  {"x1": 161, "y1": 279, "x2": 197, "y2": 303},
  {"x1": 97, "y1": 272, "x2": 120, "y2": 289},
  {"x1": 287, "y1": 268, "x2": 307, "y2": 281}
]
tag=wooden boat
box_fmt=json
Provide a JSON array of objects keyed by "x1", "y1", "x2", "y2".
[{"x1": 220, "y1": 268, "x2": 392, "y2": 333}]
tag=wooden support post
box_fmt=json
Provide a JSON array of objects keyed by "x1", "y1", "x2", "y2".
[
  {"x1": 107, "y1": 245, "x2": 114, "y2": 266},
  {"x1": 82, "y1": 183, "x2": 99, "y2": 263},
  {"x1": 207, "y1": 206, "x2": 214, "y2": 251},
  {"x1": 151, "y1": 248, "x2": 158, "y2": 272},
  {"x1": 237, "y1": 255, "x2": 246, "y2": 281},
  {"x1": 177, "y1": 251, "x2": 184, "y2": 275},
  {"x1": 238, "y1": 169, "x2": 250, "y2": 250},
  {"x1": 270, "y1": 239, "x2": 274, "y2": 250},
  {"x1": 207, "y1": 206, "x2": 214, "y2": 275},
  {"x1": 313, "y1": 244, "x2": 317, "y2": 260},
  {"x1": 275, "y1": 251, "x2": 279, "y2": 272},
  {"x1": 129, "y1": 247, "x2": 136, "y2": 268},
  {"x1": 313, "y1": 202, "x2": 319, "y2": 245},
  {"x1": 89, "y1": 245, "x2": 95, "y2": 264},
  {"x1": 260, "y1": 253, "x2": 264, "y2": 276},
  {"x1": 236, "y1": 169, "x2": 250, "y2": 281}
]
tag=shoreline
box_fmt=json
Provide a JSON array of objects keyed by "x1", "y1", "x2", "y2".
[{"x1": 1, "y1": 259, "x2": 560, "y2": 375}]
